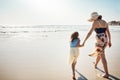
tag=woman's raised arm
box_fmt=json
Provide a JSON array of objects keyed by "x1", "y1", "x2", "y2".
[{"x1": 83, "y1": 22, "x2": 95, "y2": 45}]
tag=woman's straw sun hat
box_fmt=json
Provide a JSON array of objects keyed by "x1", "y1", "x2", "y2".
[{"x1": 88, "y1": 12, "x2": 100, "y2": 22}]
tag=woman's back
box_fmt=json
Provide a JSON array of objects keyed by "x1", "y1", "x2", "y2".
[
  {"x1": 94, "y1": 20, "x2": 107, "y2": 34},
  {"x1": 95, "y1": 20, "x2": 107, "y2": 28}
]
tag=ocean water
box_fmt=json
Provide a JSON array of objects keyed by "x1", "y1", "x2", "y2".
[{"x1": 0, "y1": 25, "x2": 120, "y2": 39}]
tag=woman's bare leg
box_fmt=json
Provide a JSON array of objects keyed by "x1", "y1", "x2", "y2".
[
  {"x1": 101, "y1": 52, "x2": 109, "y2": 78},
  {"x1": 95, "y1": 55, "x2": 101, "y2": 68},
  {"x1": 72, "y1": 61, "x2": 76, "y2": 80}
]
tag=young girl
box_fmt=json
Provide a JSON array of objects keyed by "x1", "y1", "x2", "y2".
[{"x1": 69, "y1": 32, "x2": 83, "y2": 80}]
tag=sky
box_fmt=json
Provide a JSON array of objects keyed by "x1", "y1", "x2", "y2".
[{"x1": 0, "y1": 0, "x2": 120, "y2": 26}]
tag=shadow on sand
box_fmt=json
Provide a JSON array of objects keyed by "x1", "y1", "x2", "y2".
[
  {"x1": 76, "y1": 70, "x2": 88, "y2": 80},
  {"x1": 96, "y1": 67, "x2": 120, "y2": 80}
]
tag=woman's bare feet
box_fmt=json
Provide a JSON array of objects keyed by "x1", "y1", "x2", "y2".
[
  {"x1": 102, "y1": 74, "x2": 109, "y2": 78},
  {"x1": 93, "y1": 62, "x2": 97, "y2": 68},
  {"x1": 95, "y1": 64, "x2": 97, "y2": 68}
]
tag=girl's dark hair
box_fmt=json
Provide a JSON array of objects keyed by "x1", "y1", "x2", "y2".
[
  {"x1": 71, "y1": 32, "x2": 79, "y2": 42},
  {"x1": 97, "y1": 15, "x2": 102, "y2": 20}
]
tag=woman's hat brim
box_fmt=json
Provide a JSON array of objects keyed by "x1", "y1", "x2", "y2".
[
  {"x1": 88, "y1": 15, "x2": 99, "y2": 22},
  {"x1": 88, "y1": 18, "x2": 94, "y2": 22}
]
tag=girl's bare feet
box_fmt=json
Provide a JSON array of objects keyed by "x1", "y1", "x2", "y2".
[
  {"x1": 72, "y1": 76, "x2": 76, "y2": 80},
  {"x1": 72, "y1": 73, "x2": 76, "y2": 80}
]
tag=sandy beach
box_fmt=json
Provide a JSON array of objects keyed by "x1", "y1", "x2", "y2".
[{"x1": 0, "y1": 25, "x2": 120, "y2": 80}]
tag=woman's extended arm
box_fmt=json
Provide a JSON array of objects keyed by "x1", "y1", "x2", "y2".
[
  {"x1": 83, "y1": 22, "x2": 95, "y2": 45},
  {"x1": 106, "y1": 23, "x2": 112, "y2": 47}
]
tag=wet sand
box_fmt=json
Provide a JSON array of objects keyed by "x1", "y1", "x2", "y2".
[{"x1": 0, "y1": 30, "x2": 120, "y2": 80}]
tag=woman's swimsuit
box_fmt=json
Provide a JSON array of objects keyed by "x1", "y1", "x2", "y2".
[
  {"x1": 89, "y1": 21, "x2": 108, "y2": 57},
  {"x1": 95, "y1": 21, "x2": 107, "y2": 49}
]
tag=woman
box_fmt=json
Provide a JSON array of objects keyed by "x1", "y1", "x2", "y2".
[{"x1": 83, "y1": 12, "x2": 112, "y2": 78}]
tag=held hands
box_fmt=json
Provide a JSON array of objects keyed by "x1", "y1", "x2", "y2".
[
  {"x1": 80, "y1": 44, "x2": 84, "y2": 47},
  {"x1": 80, "y1": 41, "x2": 85, "y2": 47}
]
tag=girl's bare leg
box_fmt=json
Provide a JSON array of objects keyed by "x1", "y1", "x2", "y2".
[{"x1": 72, "y1": 61, "x2": 76, "y2": 80}]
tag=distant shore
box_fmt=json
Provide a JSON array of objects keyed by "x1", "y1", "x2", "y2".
[{"x1": 108, "y1": 21, "x2": 120, "y2": 26}]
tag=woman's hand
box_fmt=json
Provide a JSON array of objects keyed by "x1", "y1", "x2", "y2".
[
  {"x1": 81, "y1": 42, "x2": 85, "y2": 47},
  {"x1": 81, "y1": 44, "x2": 84, "y2": 47},
  {"x1": 108, "y1": 42, "x2": 112, "y2": 47}
]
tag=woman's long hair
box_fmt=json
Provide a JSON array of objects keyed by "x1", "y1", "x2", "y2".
[
  {"x1": 71, "y1": 32, "x2": 79, "y2": 42},
  {"x1": 97, "y1": 15, "x2": 102, "y2": 20}
]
